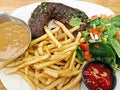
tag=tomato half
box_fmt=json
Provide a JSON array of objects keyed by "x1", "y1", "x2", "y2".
[
  {"x1": 83, "y1": 51, "x2": 91, "y2": 61},
  {"x1": 80, "y1": 43, "x2": 89, "y2": 51}
]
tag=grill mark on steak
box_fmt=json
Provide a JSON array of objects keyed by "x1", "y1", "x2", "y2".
[{"x1": 29, "y1": 2, "x2": 88, "y2": 39}]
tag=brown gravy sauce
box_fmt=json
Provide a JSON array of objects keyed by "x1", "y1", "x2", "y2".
[{"x1": 0, "y1": 21, "x2": 30, "y2": 60}]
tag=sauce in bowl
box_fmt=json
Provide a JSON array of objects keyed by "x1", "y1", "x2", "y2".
[
  {"x1": 0, "y1": 21, "x2": 31, "y2": 60},
  {"x1": 82, "y1": 60, "x2": 116, "y2": 90}
]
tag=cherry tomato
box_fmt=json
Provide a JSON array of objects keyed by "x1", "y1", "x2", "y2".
[
  {"x1": 80, "y1": 43, "x2": 89, "y2": 51},
  {"x1": 83, "y1": 51, "x2": 91, "y2": 61},
  {"x1": 89, "y1": 28, "x2": 99, "y2": 35},
  {"x1": 91, "y1": 15, "x2": 98, "y2": 20},
  {"x1": 100, "y1": 14, "x2": 109, "y2": 20}
]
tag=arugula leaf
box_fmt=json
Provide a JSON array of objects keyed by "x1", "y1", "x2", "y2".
[
  {"x1": 69, "y1": 17, "x2": 83, "y2": 27},
  {"x1": 76, "y1": 46, "x2": 84, "y2": 62}
]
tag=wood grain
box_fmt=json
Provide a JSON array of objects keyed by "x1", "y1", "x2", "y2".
[
  {"x1": 84, "y1": 0, "x2": 120, "y2": 15},
  {"x1": 0, "y1": 0, "x2": 120, "y2": 89},
  {"x1": 0, "y1": 80, "x2": 6, "y2": 90},
  {"x1": 0, "y1": 0, "x2": 40, "y2": 13},
  {"x1": 0, "y1": 0, "x2": 120, "y2": 14}
]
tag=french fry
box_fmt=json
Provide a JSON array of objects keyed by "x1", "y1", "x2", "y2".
[
  {"x1": 61, "y1": 39, "x2": 72, "y2": 45},
  {"x1": 44, "y1": 26, "x2": 62, "y2": 48},
  {"x1": 75, "y1": 32, "x2": 81, "y2": 43},
  {"x1": 34, "y1": 59, "x2": 62, "y2": 70},
  {"x1": 25, "y1": 66, "x2": 29, "y2": 76},
  {"x1": 54, "y1": 20, "x2": 75, "y2": 41},
  {"x1": 64, "y1": 59, "x2": 70, "y2": 69},
  {"x1": 39, "y1": 78, "x2": 47, "y2": 85},
  {"x1": 70, "y1": 26, "x2": 80, "y2": 33},
  {"x1": 6, "y1": 60, "x2": 23, "y2": 68},
  {"x1": 63, "y1": 45, "x2": 77, "y2": 53},
  {"x1": 23, "y1": 56, "x2": 37, "y2": 62},
  {"x1": 28, "y1": 49, "x2": 35, "y2": 55},
  {"x1": 76, "y1": 82, "x2": 80, "y2": 90},
  {"x1": 23, "y1": 69, "x2": 35, "y2": 78},
  {"x1": 35, "y1": 50, "x2": 39, "y2": 56},
  {"x1": 38, "y1": 73, "x2": 51, "y2": 79},
  {"x1": 75, "y1": 58, "x2": 84, "y2": 64},
  {"x1": 49, "y1": 48, "x2": 59, "y2": 53},
  {"x1": 49, "y1": 51, "x2": 72, "y2": 60},
  {"x1": 75, "y1": 63, "x2": 81, "y2": 70},
  {"x1": 37, "y1": 47, "x2": 43, "y2": 55},
  {"x1": 60, "y1": 61, "x2": 87, "y2": 90},
  {"x1": 55, "y1": 25, "x2": 80, "y2": 41},
  {"x1": 25, "y1": 51, "x2": 29, "y2": 57},
  {"x1": 63, "y1": 77, "x2": 72, "y2": 86},
  {"x1": 42, "y1": 77, "x2": 64, "y2": 90},
  {"x1": 0, "y1": 60, "x2": 12, "y2": 69},
  {"x1": 5, "y1": 63, "x2": 25, "y2": 74},
  {"x1": 45, "y1": 77, "x2": 56, "y2": 84},
  {"x1": 33, "y1": 78, "x2": 46, "y2": 89},
  {"x1": 46, "y1": 78, "x2": 53, "y2": 85},
  {"x1": 43, "y1": 68, "x2": 58, "y2": 78},
  {"x1": 43, "y1": 46, "x2": 51, "y2": 55},
  {"x1": 60, "y1": 70, "x2": 80, "y2": 77},
  {"x1": 47, "y1": 38, "x2": 72, "y2": 50},
  {"x1": 49, "y1": 65, "x2": 61, "y2": 70},
  {"x1": 30, "y1": 27, "x2": 60, "y2": 46},
  {"x1": 57, "y1": 79, "x2": 65, "y2": 89},
  {"x1": 60, "y1": 42, "x2": 78, "y2": 51},
  {"x1": 25, "y1": 54, "x2": 50, "y2": 65},
  {"x1": 80, "y1": 37, "x2": 86, "y2": 43},
  {"x1": 69, "y1": 51, "x2": 76, "y2": 70},
  {"x1": 34, "y1": 70, "x2": 39, "y2": 79},
  {"x1": 55, "y1": 62, "x2": 65, "y2": 66},
  {"x1": 38, "y1": 41, "x2": 48, "y2": 55}
]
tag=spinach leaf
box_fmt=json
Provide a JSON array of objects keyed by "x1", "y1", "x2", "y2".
[
  {"x1": 109, "y1": 15, "x2": 120, "y2": 28},
  {"x1": 90, "y1": 42, "x2": 116, "y2": 69},
  {"x1": 76, "y1": 46, "x2": 84, "y2": 62},
  {"x1": 90, "y1": 42, "x2": 108, "y2": 57},
  {"x1": 108, "y1": 38, "x2": 120, "y2": 58},
  {"x1": 104, "y1": 26, "x2": 120, "y2": 58}
]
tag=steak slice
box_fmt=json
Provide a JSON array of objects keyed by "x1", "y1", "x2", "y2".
[{"x1": 29, "y1": 2, "x2": 88, "y2": 39}]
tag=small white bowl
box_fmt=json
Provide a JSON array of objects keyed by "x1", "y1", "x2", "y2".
[{"x1": 0, "y1": 12, "x2": 31, "y2": 61}]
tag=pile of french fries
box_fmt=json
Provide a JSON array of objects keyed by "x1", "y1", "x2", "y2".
[{"x1": 0, "y1": 20, "x2": 87, "y2": 90}]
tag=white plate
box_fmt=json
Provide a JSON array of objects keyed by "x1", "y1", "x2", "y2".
[{"x1": 0, "y1": 0, "x2": 120, "y2": 90}]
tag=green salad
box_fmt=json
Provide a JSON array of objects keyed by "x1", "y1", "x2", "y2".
[{"x1": 71, "y1": 15, "x2": 120, "y2": 71}]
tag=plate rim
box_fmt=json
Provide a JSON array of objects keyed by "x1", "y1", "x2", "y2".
[{"x1": 1, "y1": 0, "x2": 117, "y2": 90}]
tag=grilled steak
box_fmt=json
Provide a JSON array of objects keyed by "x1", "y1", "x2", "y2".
[{"x1": 29, "y1": 2, "x2": 88, "y2": 39}]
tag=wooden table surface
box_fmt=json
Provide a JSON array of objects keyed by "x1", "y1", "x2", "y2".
[
  {"x1": 0, "y1": 0, "x2": 120, "y2": 90},
  {"x1": 0, "y1": 0, "x2": 120, "y2": 14}
]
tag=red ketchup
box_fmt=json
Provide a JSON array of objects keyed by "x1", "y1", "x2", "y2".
[{"x1": 83, "y1": 63, "x2": 112, "y2": 90}]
